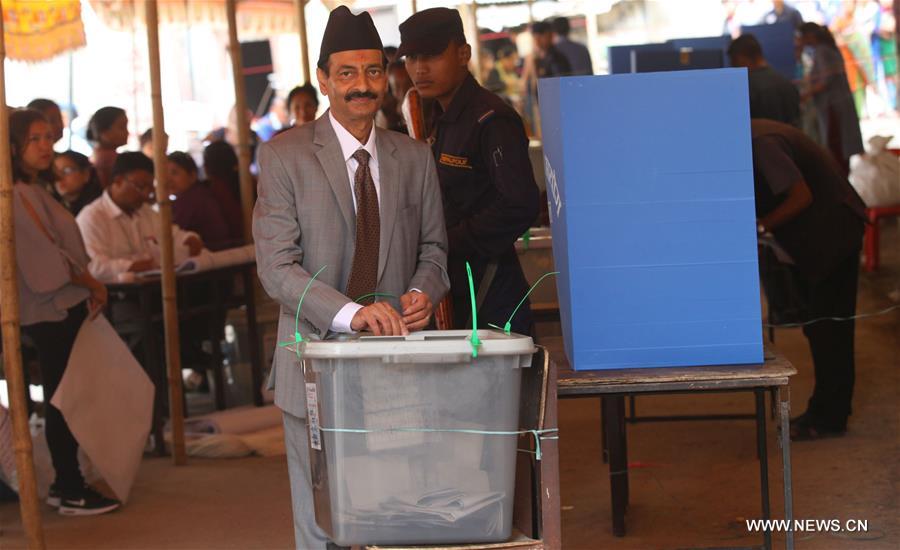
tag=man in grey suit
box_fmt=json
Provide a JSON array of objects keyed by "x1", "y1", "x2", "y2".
[{"x1": 253, "y1": 6, "x2": 449, "y2": 549}]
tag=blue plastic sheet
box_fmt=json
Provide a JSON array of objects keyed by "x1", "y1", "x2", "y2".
[{"x1": 538, "y1": 69, "x2": 763, "y2": 370}]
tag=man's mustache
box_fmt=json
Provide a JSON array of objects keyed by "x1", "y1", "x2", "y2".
[{"x1": 345, "y1": 90, "x2": 378, "y2": 102}]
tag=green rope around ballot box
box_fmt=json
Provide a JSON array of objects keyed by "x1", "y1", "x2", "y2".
[
  {"x1": 317, "y1": 426, "x2": 559, "y2": 461},
  {"x1": 465, "y1": 261, "x2": 481, "y2": 358},
  {"x1": 278, "y1": 265, "x2": 328, "y2": 358},
  {"x1": 489, "y1": 271, "x2": 560, "y2": 335}
]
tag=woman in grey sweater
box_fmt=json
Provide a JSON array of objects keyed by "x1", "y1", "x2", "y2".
[{"x1": 6, "y1": 109, "x2": 118, "y2": 515}]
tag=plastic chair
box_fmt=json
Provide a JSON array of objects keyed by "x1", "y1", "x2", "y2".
[{"x1": 862, "y1": 148, "x2": 900, "y2": 272}]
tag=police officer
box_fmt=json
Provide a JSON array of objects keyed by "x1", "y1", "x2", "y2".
[{"x1": 397, "y1": 8, "x2": 541, "y2": 334}]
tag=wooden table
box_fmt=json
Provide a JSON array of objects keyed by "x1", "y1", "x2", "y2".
[
  {"x1": 106, "y1": 261, "x2": 264, "y2": 451},
  {"x1": 545, "y1": 337, "x2": 796, "y2": 550}
]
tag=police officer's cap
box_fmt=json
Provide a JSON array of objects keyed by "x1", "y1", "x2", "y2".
[
  {"x1": 318, "y1": 6, "x2": 384, "y2": 71},
  {"x1": 397, "y1": 8, "x2": 466, "y2": 59}
]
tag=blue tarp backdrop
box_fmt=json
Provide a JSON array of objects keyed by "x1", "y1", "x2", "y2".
[{"x1": 538, "y1": 69, "x2": 764, "y2": 371}]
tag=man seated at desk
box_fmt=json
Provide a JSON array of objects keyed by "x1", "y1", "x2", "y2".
[
  {"x1": 76, "y1": 152, "x2": 203, "y2": 281},
  {"x1": 76, "y1": 152, "x2": 214, "y2": 391}
]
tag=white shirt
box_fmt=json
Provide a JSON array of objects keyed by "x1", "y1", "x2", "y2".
[
  {"x1": 325, "y1": 114, "x2": 424, "y2": 334},
  {"x1": 328, "y1": 112, "x2": 381, "y2": 333},
  {"x1": 328, "y1": 111, "x2": 381, "y2": 211},
  {"x1": 76, "y1": 191, "x2": 199, "y2": 283}
]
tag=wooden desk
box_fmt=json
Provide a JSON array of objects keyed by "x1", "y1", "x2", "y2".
[
  {"x1": 545, "y1": 337, "x2": 796, "y2": 550},
  {"x1": 106, "y1": 261, "x2": 264, "y2": 451}
]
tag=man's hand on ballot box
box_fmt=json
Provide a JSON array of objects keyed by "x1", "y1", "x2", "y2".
[
  {"x1": 401, "y1": 290, "x2": 433, "y2": 332},
  {"x1": 351, "y1": 302, "x2": 410, "y2": 336}
]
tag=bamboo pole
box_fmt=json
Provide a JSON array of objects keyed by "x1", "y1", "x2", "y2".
[
  {"x1": 406, "y1": 89, "x2": 454, "y2": 330},
  {"x1": 465, "y1": 2, "x2": 483, "y2": 83},
  {"x1": 411, "y1": 0, "x2": 417, "y2": 14},
  {"x1": 145, "y1": 0, "x2": 187, "y2": 465},
  {"x1": 294, "y1": 0, "x2": 310, "y2": 84},
  {"x1": 226, "y1": 0, "x2": 255, "y2": 244},
  {"x1": 0, "y1": 1, "x2": 46, "y2": 546}
]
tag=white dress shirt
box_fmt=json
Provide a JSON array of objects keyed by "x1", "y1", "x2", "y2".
[
  {"x1": 329, "y1": 111, "x2": 380, "y2": 211},
  {"x1": 328, "y1": 112, "x2": 380, "y2": 333},
  {"x1": 76, "y1": 191, "x2": 199, "y2": 283},
  {"x1": 326, "y1": 114, "x2": 424, "y2": 334}
]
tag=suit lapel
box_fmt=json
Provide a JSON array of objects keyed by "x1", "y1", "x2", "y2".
[
  {"x1": 375, "y1": 129, "x2": 399, "y2": 283},
  {"x1": 313, "y1": 114, "x2": 355, "y2": 233}
]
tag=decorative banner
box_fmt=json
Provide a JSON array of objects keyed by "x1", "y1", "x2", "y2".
[{"x1": 3, "y1": 0, "x2": 86, "y2": 62}]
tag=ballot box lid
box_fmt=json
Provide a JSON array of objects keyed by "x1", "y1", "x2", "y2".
[{"x1": 298, "y1": 329, "x2": 535, "y2": 363}]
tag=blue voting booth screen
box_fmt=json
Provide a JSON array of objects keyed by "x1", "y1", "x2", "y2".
[
  {"x1": 741, "y1": 23, "x2": 797, "y2": 80},
  {"x1": 668, "y1": 35, "x2": 732, "y2": 57},
  {"x1": 538, "y1": 69, "x2": 763, "y2": 371},
  {"x1": 608, "y1": 43, "x2": 669, "y2": 74},
  {"x1": 609, "y1": 36, "x2": 731, "y2": 74},
  {"x1": 633, "y1": 49, "x2": 724, "y2": 73}
]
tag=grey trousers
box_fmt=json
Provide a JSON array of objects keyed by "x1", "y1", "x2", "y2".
[{"x1": 284, "y1": 411, "x2": 331, "y2": 550}]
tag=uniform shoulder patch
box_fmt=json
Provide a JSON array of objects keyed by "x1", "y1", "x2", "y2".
[{"x1": 477, "y1": 109, "x2": 496, "y2": 124}]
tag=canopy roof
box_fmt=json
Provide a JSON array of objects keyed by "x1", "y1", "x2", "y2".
[
  {"x1": 3, "y1": 0, "x2": 86, "y2": 62},
  {"x1": 89, "y1": 0, "x2": 349, "y2": 36}
]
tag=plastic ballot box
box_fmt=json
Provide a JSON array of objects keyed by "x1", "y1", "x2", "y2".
[
  {"x1": 300, "y1": 330, "x2": 535, "y2": 546},
  {"x1": 538, "y1": 68, "x2": 763, "y2": 371}
]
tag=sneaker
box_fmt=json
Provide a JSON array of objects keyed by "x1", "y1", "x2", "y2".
[
  {"x1": 58, "y1": 486, "x2": 121, "y2": 516},
  {"x1": 46, "y1": 485, "x2": 61, "y2": 508}
]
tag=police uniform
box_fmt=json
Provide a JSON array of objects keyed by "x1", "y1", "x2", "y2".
[
  {"x1": 398, "y1": 8, "x2": 540, "y2": 335},
  {"x1": 430, "y1": 73, "x2": 540, "y2": 334}
]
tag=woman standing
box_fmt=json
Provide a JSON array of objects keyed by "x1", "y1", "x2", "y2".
[
  {"x1": 7, "y1": 109, "x2": 120, "y2": 516},
  {"x1": 86, "y1": 106, "x2": 129, "y2": 189},
  {"x1": 799, "y1": 23, "x2": 865, "y2": 176}
]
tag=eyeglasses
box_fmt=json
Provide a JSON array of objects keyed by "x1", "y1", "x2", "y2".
[{"x1": 123, "y1": 178, "x2": 155, "y2": 196}]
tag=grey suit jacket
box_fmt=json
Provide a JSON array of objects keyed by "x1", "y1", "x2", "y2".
[{"x1": 253, "y1": 113, "x2": 450, "y2": 418}]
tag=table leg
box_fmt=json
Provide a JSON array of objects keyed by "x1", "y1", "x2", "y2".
[
  {"x1": 619, "y1": 396, "x2": 629, "y2": 508},
  {"x1": 138, "y1": 288, "x2": 165, "y2": 456},
  {"x1": 779, "y1": 387, "x2": 794, "y2": 550},
  {"x1": 243, "y1": 267, "x2": 264, "y2": 407},
  {"x1": 770, "y1": 387, "x2": 778, "y2": 420},
  {"x1": 755, "y1": 388, "x2": 772, "y2": 550},
  {"x1": 603, "y1": 395, "x2": 627, "y2": 537},
  {"x1": 600, "y1": 399, "x2": 608, "y2": 465},
  {"x1": 210, "y1": 277, "x2": 227, "y2": 411}
]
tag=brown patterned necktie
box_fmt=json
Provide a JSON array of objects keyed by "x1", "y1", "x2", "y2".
[{"x1": 345, "y1": 149, "x2": 380, "y2": 303}]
